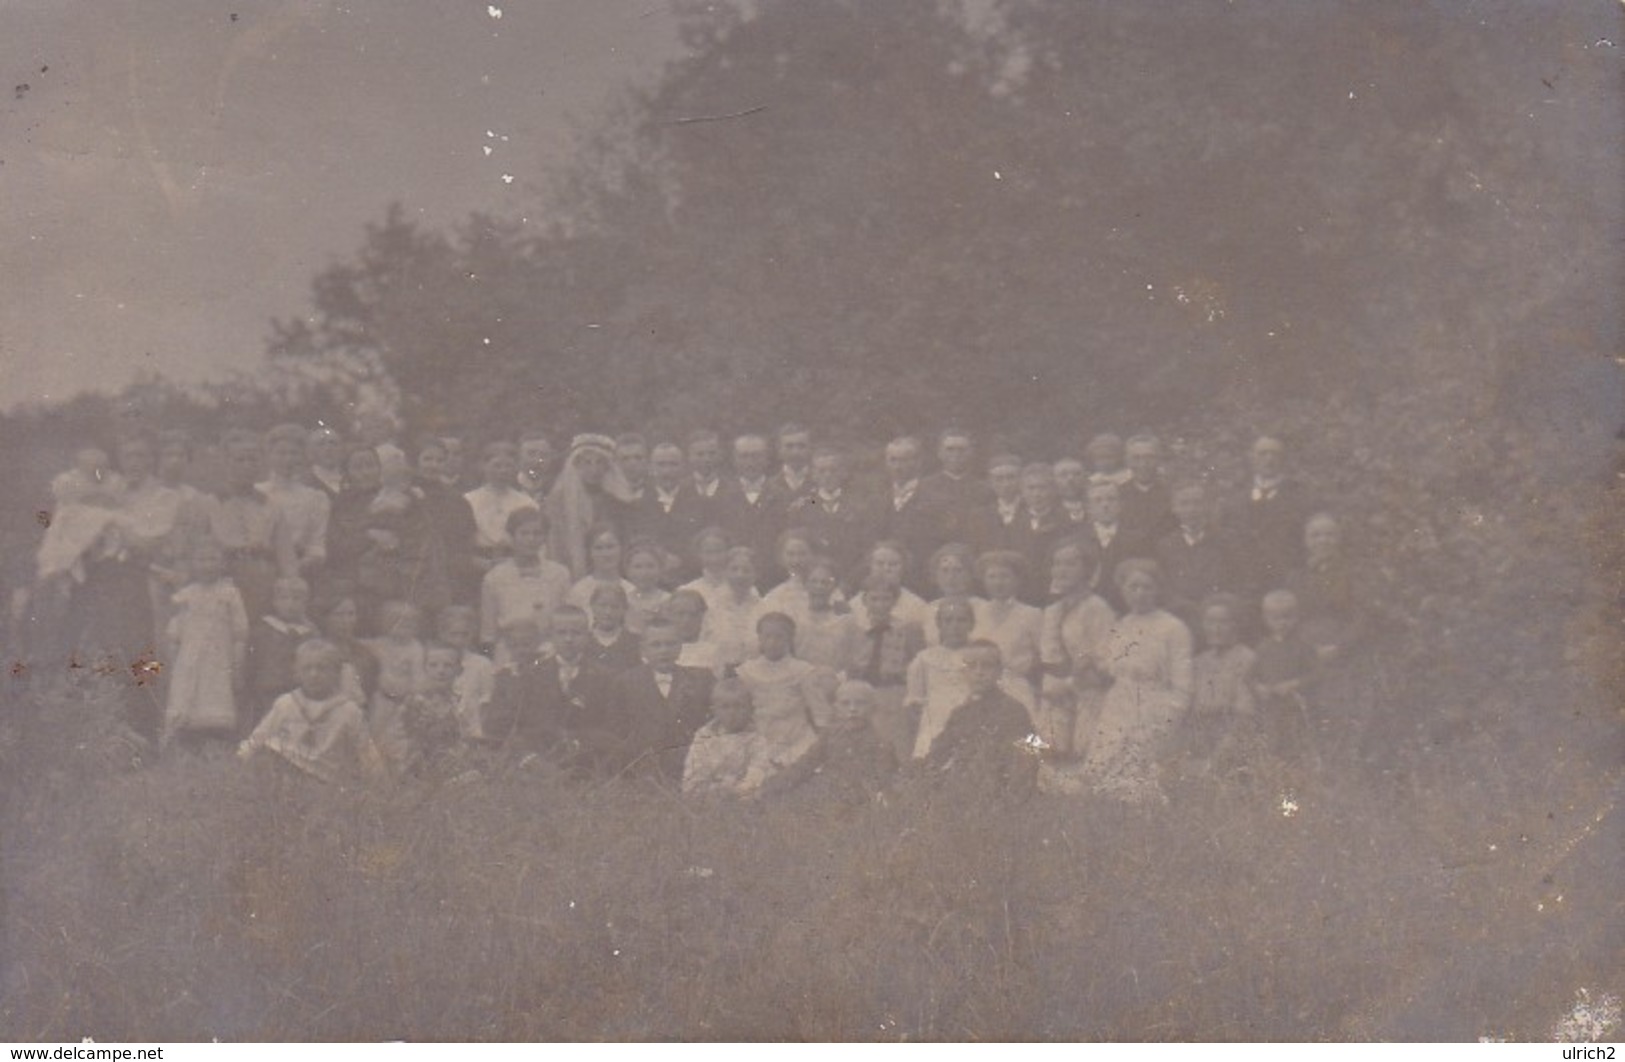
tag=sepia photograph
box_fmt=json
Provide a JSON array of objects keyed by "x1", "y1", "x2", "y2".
[{"x1": 1, "y1": 0, "x2": 1622, "y2": 1044}]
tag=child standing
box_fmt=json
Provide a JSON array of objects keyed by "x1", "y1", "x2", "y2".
[{"x1": 163, "y1": 538, "x2": 249, "y2": 749}]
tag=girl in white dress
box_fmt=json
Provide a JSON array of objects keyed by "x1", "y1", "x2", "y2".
[{"x1": 163, "y1": 538, "x2": 249, "y2": 748}]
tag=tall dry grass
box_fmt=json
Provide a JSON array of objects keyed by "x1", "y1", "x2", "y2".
[{"x1": 1, "y1": 665, "x2": 1618, "y2": 1041}]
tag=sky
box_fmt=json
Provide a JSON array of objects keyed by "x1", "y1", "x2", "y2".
[{"x1": 0, "y1": 0, "x2": 687, "y2": 409}]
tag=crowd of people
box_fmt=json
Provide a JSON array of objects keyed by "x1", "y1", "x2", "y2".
[{"x1": 18, "y1": 421, "x2": 1375, "y2": 804}]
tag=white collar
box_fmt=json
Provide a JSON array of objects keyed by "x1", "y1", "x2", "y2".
[{"x1": 263, "y1": 616, "x2": 316, "y2": 637}]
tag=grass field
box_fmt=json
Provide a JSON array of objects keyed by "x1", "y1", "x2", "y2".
[{"x1": 1, "y1": 658, "x2": 1618, "y2": 1042}]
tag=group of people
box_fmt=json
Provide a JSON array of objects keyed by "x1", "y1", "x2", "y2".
[{"x1": 20, "y1": 420, "x2": 1373, "y2": 803}]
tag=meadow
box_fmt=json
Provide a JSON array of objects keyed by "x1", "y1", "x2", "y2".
[{"x1": 1, "y1": 655, "x2": 1617, "y2": 1041}]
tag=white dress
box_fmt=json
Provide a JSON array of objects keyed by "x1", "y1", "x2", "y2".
[
  {"x1": 736, "y1": 656, "x2": 832, "y2": 767},
  {"x1": 906, "y1": 644, "x2": 971, "y2": 759},
  {"x1": 165, "y1": 579, "x2": 249, "y2": 736},
  {"x1": 1078, "y1": 609, "x2": 1193, "y2": 802}
]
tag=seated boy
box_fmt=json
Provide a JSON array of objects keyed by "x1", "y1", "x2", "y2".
[
  {"x1": 486, "y1": 606, "x2": 611, "y2": 769},
  {"x1": 239, "y1": 639, "x2": 385, "y2": 784},
  {"x1": 921, "y1": 640, "x2": 1038, "y2": 802},
  {"x1": 796, "y1": 679, "x2": 898, "y2": 806},
  {"x1": 607, "y1": 619, "x2": 715, "y2": 780}
]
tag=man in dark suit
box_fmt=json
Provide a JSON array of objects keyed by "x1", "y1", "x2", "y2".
[
  {"x1": 785, "y1": 446, "x2": 874, "y2": 586},
  {"x1": 1005, "y1": 462, "x2": 1069, "y2": 604},
  {"x1": 623, "y1": 441, "x2": 710, "y2": 580},
  {"x1": 914, "y1": 428, "x2": 996, "y2": 555},
  {"x1": 1154, "y1": 481, "x2": 1236, "y2": 626},
  {"x1": 614, "y1": 433, "x2": 651, "y2": 505},
  {"x1": 484, "y1": 606, "x2": 613, "y2": 769},
  {"x1": 1119, "y1": 434, "x2": 1177, "y2": 544},
  {"x1": 1054, "y1": 455, "x2": 1092, "y2": 530},
  {"x1": 969, "y1": 451, "x2": 1027, "y2": 553},
  {"x1": 1229, "y1": 435, "x2": 1312, "y2": 597},
  {"x1": 605, "y1": 619, "x2": 715, "y2": 781},
  {"x1": 870, "y1": 435, "x2": 935, "y2": 592},
  {"x1": 715, "y1": 433, "x2": 788, "y2": 585},
  {"x1": 769, "y1": 422, "x2": 815, "y2": 502},
  {"x1": 1084, "y1": 481, "x2": 1152, "y2": 613}
]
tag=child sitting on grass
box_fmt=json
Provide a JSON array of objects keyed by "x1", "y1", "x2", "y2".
[
  {"x1": 682, "y1": 677, "x2": 770, "y2": 797},
  {"x1": 921, "y1": 640, "x2": 1039, "y2": 803},
  {"x1": 365, "y1": 599, "x2": 427, "y2": 715},
  {"x1": 373, "y1": 642, "x2": 465, "y2": 779},
  {"x1": 797, "y1": 679, "x2": 898, "y2": 806},
  {"x1": 239, "y1": 639, "x2": 384, "y2": 784}
]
